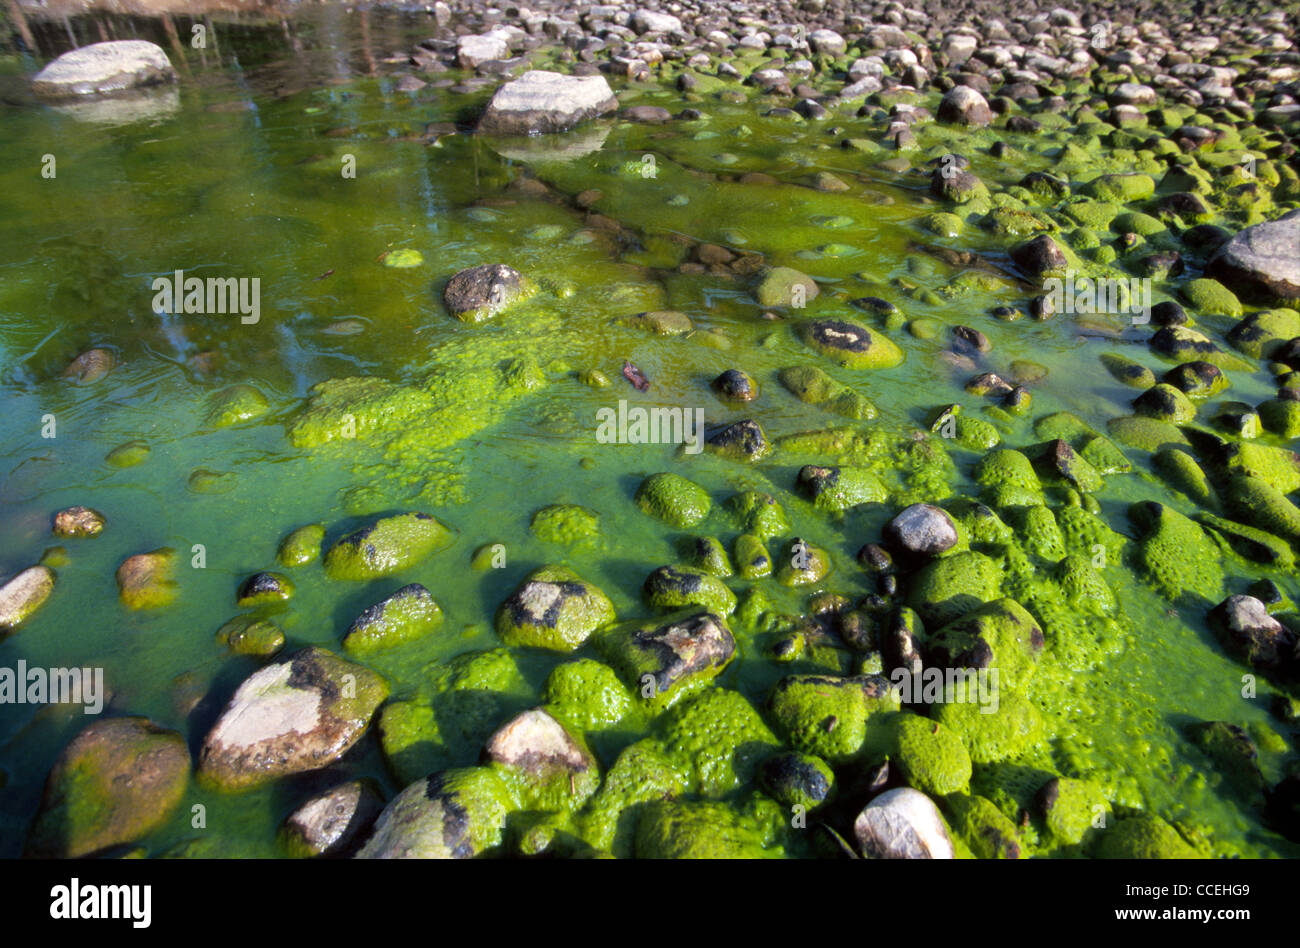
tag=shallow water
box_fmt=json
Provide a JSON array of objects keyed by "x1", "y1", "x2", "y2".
[{"x1": 0, "y1": 8, "x2": 1296, "y2": 858}]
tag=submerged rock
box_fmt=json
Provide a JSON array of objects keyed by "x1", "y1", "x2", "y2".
[
  {"x1": 32, "y1": 41, "x2": 175, "y2": 99},
  {"x1": 635, "y1": 472, "x2": 711, "y2": 527},
  {"x1": 63, "y1": 348, "x2": 114, "y2": 384},
  {"x1": 52, "y1": 505, "x2": 105, "y2": 538},
  {"x1": 236, "y1": 571, "x2": 294, "y2": 606},
  {"x1": 477, "y1": 70, "x2": 618, "y2": 135},
  {"x1": 116, "y1": 548, "x2": 178, "y2": 610},
  {"x1": 198, "y1": 647, "x2": 389, "y2": 791},
  {"x1": 0, "y1": 566, "x2": 55, "y2": 630},
  {"x1": 281, "y1": 779, "x2": 384, "y2": 858},
  {"x1": 27, "y1": 717, "x2": 189, "y2": 857},
  {"x1": 215, "y1": 615, "x2": 285, "y2": 657},
  {"x1": 854, "y1": 787, "x2": 955, "y2": 859}
]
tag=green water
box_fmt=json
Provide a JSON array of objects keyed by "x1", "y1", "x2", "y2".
[{"x1": 0, "y1": 9, "x2": 1296, "y2": 858}]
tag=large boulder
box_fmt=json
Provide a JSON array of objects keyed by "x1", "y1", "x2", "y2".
[
  {"x1": 27, "y1": 717, "x2": 189, "y2": 857},
  {"x1": 1206, "y1": 209, "x2": 1300, "y2": 304},
  {"x1": 477, "y1": 70, "x2": 619, "y2": 135},
  {"x1": 32, "y1": 40, "x2": 175, "y2": 99},
  {"x1": 198, "y1": 648, "x2": 389, "y2": 791}
]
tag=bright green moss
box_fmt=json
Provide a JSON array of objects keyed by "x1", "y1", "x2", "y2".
[
  {"x1": 1223, "y1": 475, "x2": 1300, "y2": 543},
  {"x1": 542, "y1": 659, "x2": 634, "y2": 732},
  {"x1": 343, "y1": 583, "x2": 443, "y2": 656},
  {"x1": 659, "y1": 688, "x2": 780, "y2": 797},
  {"x1": 206, "y1": 384, "x2": 270, "y2": 428},
  {"x1": 277, "y1": 523, "x2": 324, "y2": 567},
  {"x1": 1182, "y1": 278, "x2": 1242, "y2": 317},
  {"x1": 767, "y1": 674, "x2": 900, "y2": 763},
  {"x1": 635, "y1": 798, "x2": 784, "y2": 858},
  {"x1": 497, "y1": 565, "x2": 616, "y2": 651},
  {"x1": 799, "y1": 317, "x2": 905, "y2": 370},
  {"x1": 1009, "y1": 505, "x2": 1067, "y2": 562},
  {"x1": 1128, "y1": 502, "x2": 1225, "y2": 601},
  {"x1": 891, "y1": 713, "x2": 973, "y2": 797},
  {"x1": 733, "y1": 532, "x2": 772, "y2": 578},
  {"x1": 945, "y1": 676, "x2": 1044, "y2": 759},
  {"x1": 1039, "y1": 777, "x2": 1109, "y2": 848},
  {"x1": 945, "y1": 792, "x2": 1023, "y2": 858},
  {"x1": 907, "y1": 550, "x2": 1004, "y2": 626},
  {"x1": 726, "y1": 490, "x2": 790, "y2": 540},
  {"x1": 635, "y1": 472, "x2": 712, "y2": 527},
  {"x1": 1106, "y1": 415, "x2": 1190, "y2": 452},
  {"x1": 1095, "y1": 814, "x2": 1202, "y2": 858},
  {"x1": 926, "y1": 598, "x2": 1044, "y2": 690},
  {"x1": 643, "y1": 565, "x2": 736, "y2": 614},
  {"x1": 529, "y1": 503, "x2": 600, "y2": 543},
  {"x1": 1217, "y1": 441, "x2": 1300, "y2": 494},
  {"x1": 324, "y1": 512, "x2": 454, "y2": 581},
  {"x1": 1153, "y1": 447, "x2": 1215, "y2": 507}
]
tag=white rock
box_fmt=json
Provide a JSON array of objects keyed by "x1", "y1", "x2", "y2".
[
  {"x1": 477, "y1": 69, "x2": 618, "y2": 134},
  {"x1": 854, "y1": 787, "x2": 955, "y2": 859},
  {"x1": 631, "y1": 10, "x2": 682, "y2": 34},
  {"x1": 0, "y1": 566, "x2": 54, "y2": 629},
  {"x1": 457, "y1": 33, "x2": 510, "y2": 69},
  {"x1": 32, "y1": 40, "x2": 175, "y2": 99}
]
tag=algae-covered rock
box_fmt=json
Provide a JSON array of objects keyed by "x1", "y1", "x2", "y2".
[
  {"x1": 733, "y1": 532, "x2": 772, "y2": 579},
  {"x1": 485, "y1": 708, "x2": 599, "y2": 810},
  {"x1": 1217, "y1": 441, "x2": 1300, "y2": 494},
  {"x1": 756, "y1": 266, "x2": 819, "y2": 307},
  {"x1": 767, "y1": 674, "x2": 899, "y2": 762},
  {"x1": 635, "y1": 472, "x2": 711, "y2": 527},
  {"x1": 236, "y1": 571, "x2": 294, "y2": 606},
  {"x1": 973, "y1": 448, "x2": 1042, "y2": 507},
  {"x1": 343, "y1": 583, "x2": 443, "y2": 656},
  {"x1": 529, "y1": 503, "x2": 600, "y2": 544},
  {"x1": 1223, "y1": 475, "x2": 1300, "y2": 543},
  {"x1": 854, "y1": 787, "x2": 955, "y2": 859},
  {"x1": 1226, "y1": 308, "x2": 1300, "y2": 359},
  {"x1": 758, "y1": 751, "x2": 836, "y2": 810},
  {"x1": 1197, "y1": 514, "x2": 1294, "y2": 568},
  {"x1": 1128, "y1": 501, "x2": 1225, "y2": 601},
  {"x1": 116, "y1": 548, "x2": 178, "y2": 610},
  {"x1": 907, "y1": 550, "x2": 1003, "y2": 626},
  {"x1": 596, "y1": 609, "x2": 735, "y2": 712},
  {"x1": 796, "y1": 464, "x2": 887, "y2": 512},
  {"x1": 215, "y1": 614, "x2": 285, "y2": 657},
  {"x1": 323, "y1": 512, "x2": 454, "y2": 580},
  {"x1": 779, "y1": 364, "x2": 878, "y2": 419},
  {"x1": 1153, "y1": 447, "x2": 1216, "y2": 507},
  {"x1": 643, "y1": 565, "x2": 736, "y2": 615},
  {"x1": 26, "y1": 717, "x2": 189, "y2": 858},
  {"x1": 635, "y1": 798, "x2": 782, "y2": 858},
  {"x1": 890, "y1": 712, "x2": 972, "y2": 797},
  {"x1": 52, "y1": 505, "x2": 105, "y2": 539},
  {"x1": 1106, "y1": 415, "x2": 1190, "y2": 452},
  {"x1": 356, "y1": 768, "x2": 514, "y2": 858},
  {"x1": 1035, "y1": 776, "x2": 1109, "y2": 848},
  {"x1": 0, "y1": 565, "x2": 55, "y2": 630},
  {"x1": 496, "y1": 565, "x2": 615, "y2": 651},
  {"x1": 799, "y1": 317, "x2": 905, "y2": 369},
  {"x1": 726, "y1": 490, "x2": 790, "y2": 539},
  {"x1": 705, "y1": 419, "x2": 771, "y2": 461},
  {"x1": 925, "y1": 597, "x2": 1044, "y2": 690},
  {"x1": 542, "y1": 659, "x2": 633, "y2": 730},
  {"x1": 206, "y1": 383, "x2": 270, "y2": 428},
  {"x1": 1095, "y1": 813, "x2": 1201, "y2": 858},
  {"x1": 280, "y1": 779, "x2": 384, "y2": 858},
  {"x1": 1133, "y1": 383, "x2": 1197, "y2": 424},
  {"x1": 775, "y1": 537, "x2": 833, "y2": 586},
  {"x1": 277, "y1": 523, "x2": 324, "y2": 567},
  {"x1": 935, "y1": 689, "x2": 1044, "y2": 764},
  {"x1": 1185, "y1": 721, "x2": 1264, "y2": 796},
  {"x1": 1181, "y1": 277, "x2": 1242, "y2": 317},
  {"x1": 377, "y1": 648, "x2": 529, "y2": 784},
  {"x1": 443, "y1": 263, "x2": 537, "y2": 322},
  {"x1": 198, "y1": 647, "x2": 389, "y2": 791},
  {"x1": 683, "y1": 535, "x2": 734, "y2": 577},
  {"x1": 945, "y1": 792, "x2": 1022, "y2": 858},
  {"x1": 659, "y1": 688, "x2": 781, "y2": 796}
]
